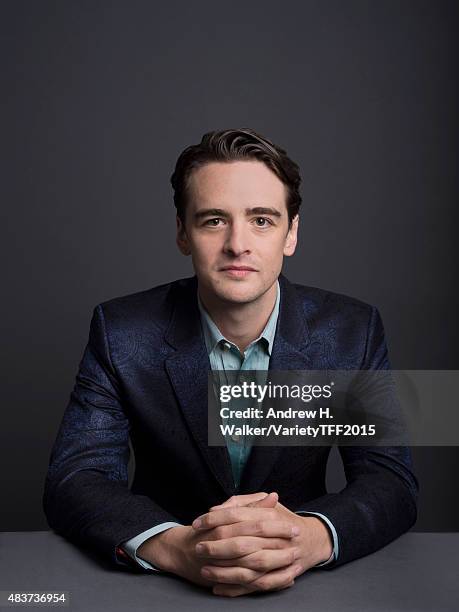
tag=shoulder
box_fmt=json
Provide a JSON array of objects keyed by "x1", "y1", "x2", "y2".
[
  {"x1": 95, "y1": 276, "x2": 194, "y2": 331},
  {"x1": 88, "y1": 277, "x2": 196, "y2": 363},
  {"x1": 284, "y1": 278, "x2": 386, "y2": 368},
  {"x1": 287, "y1": 279, "x2": 377, "y2": 325}
]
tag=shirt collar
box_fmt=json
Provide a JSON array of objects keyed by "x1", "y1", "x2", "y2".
[{"x1": 197, "y1": 280, "x2": 280, "y2": 356}]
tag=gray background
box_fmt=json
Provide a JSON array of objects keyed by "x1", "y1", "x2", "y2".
[{"x1": 1, "y1": 0, "x2": 458, "y2": 531}]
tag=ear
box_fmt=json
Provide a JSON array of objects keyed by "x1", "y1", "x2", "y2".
[
  {"x1": 283, "y1": 214, "x2": 299, "y2": 257},
  {"x1": 176, "y1": 215, "x2": 191, "y2": 256}
]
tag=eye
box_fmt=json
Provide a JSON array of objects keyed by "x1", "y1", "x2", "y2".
[
  {"x1": 253, "y1": 217, "x2": 272, "y2": 227},
  {"x1": 204, "y1": 218, "x2": 224, "y2": 226}
]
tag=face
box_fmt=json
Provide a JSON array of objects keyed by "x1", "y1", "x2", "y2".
[{"x1": 176, "y1": 160, "x2": 298, "y2": 305}]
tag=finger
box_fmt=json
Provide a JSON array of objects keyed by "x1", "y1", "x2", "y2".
[
  {"x1": 247, "y1": 492, "x2": 278, "y2": 508},
  {"x1": 203, "y1": 546, "x2": 300, "y2": 574},
  {"x1": 212, "y1": 566, "x2": 302, "y2": 597},
  {"x1": 206, "y1": 519, "x2": 300, "y2": 542},
  {"x1": 201, "y1": 564, "x2": 265, "y2": 584},
  {"x1": 209, "y1": 492, "x2": 269, "y2": 511},
  {"x1": 215, "y1": 579, "x2": 296, "y2": 595},
  {"x1": 196, "y1": 536, "x2": 296, "y2": 559},
  {"x1": 273, "y1": 580, "x2": 295, "y2": 592},
  {"x1": 212, "y1": 582, "x2": 257, "y2": 597},
  {"x1": 193, "y1": 506, "x2": 278, "y2": 530},
  {"x1": 247, "y1": 563, "x2": 303, "y2": 592},
  {"x1": 212, "y1": 570, "x2": 298, "y2": 597},
  {"x1": 212, "y1": 581, "x2": 294, "y2": 597}
]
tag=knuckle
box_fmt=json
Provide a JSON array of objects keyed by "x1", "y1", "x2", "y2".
[
  {"x1": 253, "y1": 578, "x2": 270, "y2": 591},
  {"x1": 253, "y1": 552, "x2": 269, "y2": 571},
  {"x1": 253, "y1": 520, "x2": 265, "y2": 535},
  {"x1": 212, "y1": 525, "x2": 224, "y2": 539},
  {"x1": 202, "y1": 566, "x2": 215, "y2": 578},
  {"x1": 228, "y1": 507, "x2": 239, "y2": 521},
  {"x1": 283, "y1": 521, "x2": 293, "y2": 533},
  {"x1": 200, "y1": 515, "x2": 210, "y2": 528},
  {"x1": 235, "y1": 541, "x2": 248, "y2": 555},
  {"x1": 271, "y1": 538, "x2": 284, "y2": 550},
  {"x1": 236, "y1": 569, "x2": 249, "y2": 584}
]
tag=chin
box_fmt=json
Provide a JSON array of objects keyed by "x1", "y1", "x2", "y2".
[{"x1": 212, "y1": 282, "x2": 265, "y2": 305}]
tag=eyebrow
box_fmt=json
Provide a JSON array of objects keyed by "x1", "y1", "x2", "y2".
[{"x1": 194, "y1": 206, "x2": 283, "y2": 220}]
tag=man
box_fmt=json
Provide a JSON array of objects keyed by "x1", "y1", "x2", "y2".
[{"x1": 43, "y1": 128, "x2": 418, "y2": 597}]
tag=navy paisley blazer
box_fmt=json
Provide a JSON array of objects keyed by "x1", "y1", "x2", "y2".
[{"x1": 43, "y1": 274, "x2": 418, "y2": 568}]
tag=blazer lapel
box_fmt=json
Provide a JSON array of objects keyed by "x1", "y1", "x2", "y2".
[
  {"x1": 164, "y1": 274, "x2": 313, "y2": 498},
  {"x1": 238, "y1": 273, "x2": 312, "y2": 494},
  {"x1": 164, "y1": 277, "x2": 235, "y2": 497}
]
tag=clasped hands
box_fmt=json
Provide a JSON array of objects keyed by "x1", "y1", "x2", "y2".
[{"x1": 188, "y1": 491, "x2": 332, "y2": 597}]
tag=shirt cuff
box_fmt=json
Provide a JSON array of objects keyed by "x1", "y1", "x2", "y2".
[
  {"x1": 295, "y1": 511, "x2": 339, "y2": 566},
  {"x1": 120, "y1": 522, "x2": 183, "y2": 571}
]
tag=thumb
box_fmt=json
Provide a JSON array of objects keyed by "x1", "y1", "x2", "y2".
[{"x1": 247, "y1": 491, "x2": 279, "y2": 508}]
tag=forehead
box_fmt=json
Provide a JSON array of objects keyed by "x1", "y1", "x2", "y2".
[{"x1": 186, "y1": 160, "x2": 287, "y2": 211}]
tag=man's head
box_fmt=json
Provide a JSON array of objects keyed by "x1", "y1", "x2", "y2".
[{"x1": 170, "y1": 128, "x2": 302, "y2": 306}]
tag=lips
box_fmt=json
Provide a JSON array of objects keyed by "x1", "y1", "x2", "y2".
[
  {"x1": 220, "y1": 266, "x2": 257, "y2": 271},
  {"x1": 220, "y1": 266, "x2": 257, "y2": 278}
]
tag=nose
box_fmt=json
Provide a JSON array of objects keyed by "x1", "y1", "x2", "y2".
[{"x1": 223, "y1": 220, "x2": 251, "y2": 257}]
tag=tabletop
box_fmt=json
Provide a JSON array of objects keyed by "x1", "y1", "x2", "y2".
[{"x1": 0, "y1": 531, "x2": 457, "y2": 611}]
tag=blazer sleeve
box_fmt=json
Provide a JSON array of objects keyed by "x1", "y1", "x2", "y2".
[
  {"x1": 294, "y1": 306, "x2": 419, "y2": 567},
  {"x1": 42, "y1": 304, "x2": 181, "y2": 568}
]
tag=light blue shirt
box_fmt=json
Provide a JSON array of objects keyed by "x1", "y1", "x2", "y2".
[
  {"x1": 199, "y1": 281, "x2": 280, "y2": 490},
  {"x1": 121, "y1": 280, "x2": 338, "y2": 570}
]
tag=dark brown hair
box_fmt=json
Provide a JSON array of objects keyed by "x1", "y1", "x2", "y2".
[{"x1": 170, "y1": 128, "x2": 302, "y2": 226}]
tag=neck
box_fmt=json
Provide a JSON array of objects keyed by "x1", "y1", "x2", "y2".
[{"x1": 198, "y1": 281, "x2": 278, "y2": 353}]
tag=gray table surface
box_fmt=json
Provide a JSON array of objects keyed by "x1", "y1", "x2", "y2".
[{"x1": 0, "y1": 532, "x2": 457, "y2": 611}]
